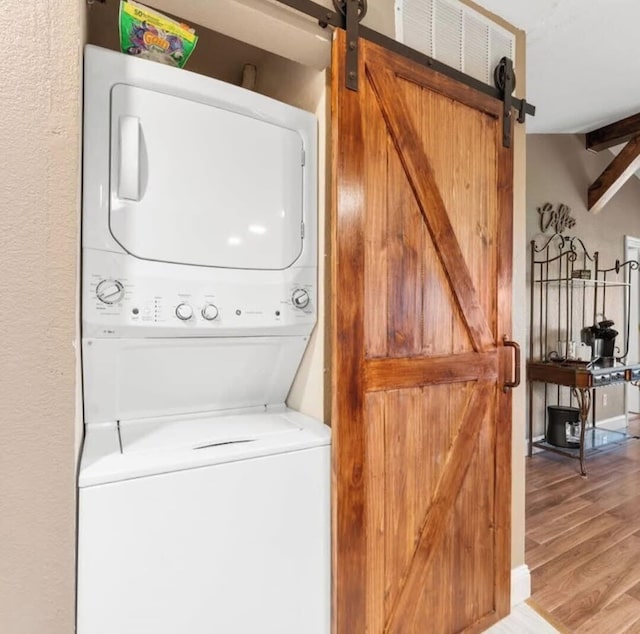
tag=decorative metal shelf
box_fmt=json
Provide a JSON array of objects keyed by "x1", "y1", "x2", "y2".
[
  {"x1": 528, "y1": 360, "x2": 640, "y2": 475},
  {"x1": 533, "y1": 278, "x2": 631, "y2": 287},
  {"x1": 527, "y1": 233, "x2": 640, "y2": 475},
  {"x1": 533, "y1": 427, "x2": 633, "y2": 457},
  {"x1": 528, "y1": 360, "x2": 640, "y2": 390}
]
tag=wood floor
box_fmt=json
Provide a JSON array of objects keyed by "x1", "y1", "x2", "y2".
[
  {"x1": 526, "y1": 418, "x2": 640, "y2": 633},
  {"x1": 485, "y1": 600, "x2": 562, "y2": 633}
]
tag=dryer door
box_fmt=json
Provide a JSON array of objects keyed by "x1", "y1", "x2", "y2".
[{"x1": 109, "y1": 84, "x2": 304, "y2": 270}]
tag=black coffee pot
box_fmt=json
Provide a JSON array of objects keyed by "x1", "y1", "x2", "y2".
[{"x1": 581, "y1": 320, "x2": 618, "y2": 359}]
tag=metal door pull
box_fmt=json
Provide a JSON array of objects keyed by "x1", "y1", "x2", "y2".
[{"x1": 503, "y1": 336, "x2": 521, "y2": 392}]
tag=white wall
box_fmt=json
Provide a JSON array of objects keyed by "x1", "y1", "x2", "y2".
[
  {"x1": 0, "y1": 1, "x2": 84, "y2": 632},
  {"x1": 281, "y1": 74, "x2": 328, "y2": 421}
]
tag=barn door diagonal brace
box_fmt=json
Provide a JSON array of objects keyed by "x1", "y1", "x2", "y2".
[
  {"x1": 494, "y1": 57, "x2": 535, "y2": 148},
  {"x1": 333, "y1": 0, "x2": 367, "y2": 90}
]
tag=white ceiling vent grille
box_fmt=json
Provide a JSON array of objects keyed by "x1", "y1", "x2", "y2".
[{"x1": 395, "y1": 0, "x2": 515, "y2": 87}]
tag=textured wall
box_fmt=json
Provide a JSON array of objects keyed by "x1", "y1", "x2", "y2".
[{"x1": 0, "y1": 1, "x2": 83, "y2": 632}]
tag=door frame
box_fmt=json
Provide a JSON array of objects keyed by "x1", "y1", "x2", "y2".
[{"x1": 625, "y1": 235, "x2": 640, "y2": 414}]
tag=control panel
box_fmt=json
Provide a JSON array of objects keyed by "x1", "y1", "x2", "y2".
[{"x1": 83, "y1": 249, "x2": 316, "y2": 338}]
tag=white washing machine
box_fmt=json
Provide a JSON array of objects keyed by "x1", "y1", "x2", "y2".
[{"x1": 77, "y1": 46, "x2": 330, "y2": 634}]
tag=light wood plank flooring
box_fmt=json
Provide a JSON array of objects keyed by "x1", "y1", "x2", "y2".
[
  {"x1": 485, "y1": 601, "x2": 562, "y2": 633},
  {"x1": 526, "y1": 418, "x2": 640, "y2": 633}
]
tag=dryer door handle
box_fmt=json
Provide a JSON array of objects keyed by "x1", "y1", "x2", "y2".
[{"x1": 118, "y1": 115, "x2": 141, "y2": 201}]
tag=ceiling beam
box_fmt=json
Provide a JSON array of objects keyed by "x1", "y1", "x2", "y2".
[
  {"x1": 586, "y1": 112, "x2": 640, "y2": 152},
  {"x1": 588, "y1": 135, "x2": 640, "y2": 213}
]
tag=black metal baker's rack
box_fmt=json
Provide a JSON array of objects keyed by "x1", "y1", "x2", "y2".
[{"x1": 528, "y1": 233, "x2": 639, "y2": 474}]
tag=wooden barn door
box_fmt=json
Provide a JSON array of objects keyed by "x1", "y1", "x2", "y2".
[{"x1": 331, "y1": 32, "x2": 514, "y2": 634}]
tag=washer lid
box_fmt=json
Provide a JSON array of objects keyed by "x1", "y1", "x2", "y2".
[
  {"x1": 119, "y1": 410, "x2": 303, "y2": 454},
  {"x1": 109, "y1": 84, "x2": 305, "y2": 270},
  {"x1": 79, "y1": 407, "x2": 330, "y2": 486}
]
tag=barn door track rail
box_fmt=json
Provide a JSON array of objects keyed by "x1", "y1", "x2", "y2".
[
  {"x1": 276, "y1": 0, "x2": 534, "y2": 145},
  {"x1": 88, "y1": 0, "x2": 535, "y2": 145}
]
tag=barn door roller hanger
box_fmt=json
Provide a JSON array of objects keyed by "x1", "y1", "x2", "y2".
[
  {"x1": 280, "y1": 0, "x2": 535, "y2": 147},
  {"x1": 332, "y1": 0, "x2": 367, "y2": 91},
  {"x1": 494, "y1": 57, "x2": 532, "y2": 148}
]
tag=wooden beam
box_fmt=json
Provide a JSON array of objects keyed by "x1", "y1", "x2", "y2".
[
  {"x1": 588, "y1": 135, "x2": 640, "y2": 213},
  {"x1": 586, "y1": 112, "x2": 640, "y2": 152}
]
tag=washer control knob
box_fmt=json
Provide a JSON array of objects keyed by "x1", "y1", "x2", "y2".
[
  {"x1": 201, "y1": 304, "x2": 219, "y2": 321},
  {"x1": 96, "y1": 279, "x2": 124, "y2": 304},
  {"x1": 292, "y1": 288, "x2": 310, "y2": 309},
  {"x1": 175, "y1": 303, "x2": 194, "y2": 321}
]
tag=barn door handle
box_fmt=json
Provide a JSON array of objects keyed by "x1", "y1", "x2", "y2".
[{"x1": 503, "y1": 336, "x2": 521, "y2": 392}]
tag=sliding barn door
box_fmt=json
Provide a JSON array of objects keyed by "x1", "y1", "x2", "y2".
[{"x1": 331, "y1": 32, "x2": 514, "y2": 634}]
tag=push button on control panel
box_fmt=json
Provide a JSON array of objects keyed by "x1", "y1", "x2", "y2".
[{"x1": 175, "y1": 303, "x2": 194, "y2": 321}]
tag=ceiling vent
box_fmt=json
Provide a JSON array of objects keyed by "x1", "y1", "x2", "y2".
[{"x1": 395, "y1": 0, "x2": 515, "y2": 87}]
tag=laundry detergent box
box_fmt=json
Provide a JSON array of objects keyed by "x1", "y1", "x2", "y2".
[{"x1": 119, "y1": 1, "x2": 198, "y2": 68}]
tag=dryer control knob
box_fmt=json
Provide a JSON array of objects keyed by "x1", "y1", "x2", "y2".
[
  {"x1": 202, "y1": 304, "x2": 219, "y2": 321},
  {"x1": 292, "y1": 288, "x2": 310, "y2": 309},
  {"x1": 96, "y1": 279, "x2": 124, "y2": 304},
  {"x1": 176, "y1": 303, "x2": 194, "y2": 321}
]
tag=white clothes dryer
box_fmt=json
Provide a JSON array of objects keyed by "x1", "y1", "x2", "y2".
[{"x1": 77, "y1": 46, "x2": 329, "y2": 634}]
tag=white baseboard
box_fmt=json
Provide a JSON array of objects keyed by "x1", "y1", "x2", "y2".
[
  {"x1": 511, "y1": 564, "x2": 531, "y2": 607},
  {"x1": 525, "y1": 435, "x2": 545, "y2": 455}
]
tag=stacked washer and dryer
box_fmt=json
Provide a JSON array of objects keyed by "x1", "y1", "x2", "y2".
[{"x1": 77, "y1": 46, "x2": 330, "y2": 633}]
